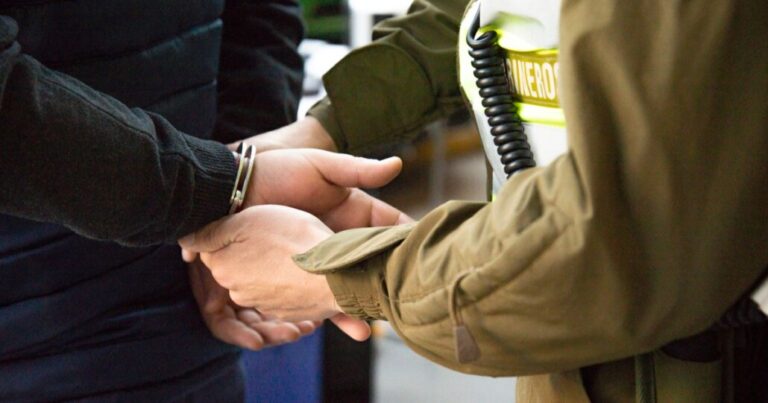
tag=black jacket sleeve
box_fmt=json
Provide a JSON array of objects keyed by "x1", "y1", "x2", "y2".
[
  {"x1": 0, "y1": 16, "x2": 236, "y2": 246},
  {"x1": 214, "y1": 0, "x2": 304, "y2": 143}
]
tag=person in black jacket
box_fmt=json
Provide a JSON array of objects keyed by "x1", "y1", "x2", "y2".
[{"x1": 0, "y1": 1, "x2": 404, "y2": 400}]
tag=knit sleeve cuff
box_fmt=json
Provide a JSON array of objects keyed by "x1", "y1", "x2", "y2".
[{"x1": 177, "y1": 135, "x2": 237, "y2": 238}]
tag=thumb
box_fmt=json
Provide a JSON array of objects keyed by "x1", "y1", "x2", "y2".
[
  {"x1": 178, "y1": 214, "x2": 244, "y2": 254},
  {"x1": 181, "y1": 249, "x2": 198, "y2": 263},
  {"x1": 329, "y1": 314, "x2": 372, "y2": 341},
  {"x1": 308, "y1": 151, "x2": 403, "y2": 189}
]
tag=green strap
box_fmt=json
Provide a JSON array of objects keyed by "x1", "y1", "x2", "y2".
[{"x1": 635, "y1": 353, "x2": 658, "y2": 403}]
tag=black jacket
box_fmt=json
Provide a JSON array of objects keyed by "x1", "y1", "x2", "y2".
[{"x1": 0, "y1": 0, "x2": 303, "y2": 400}]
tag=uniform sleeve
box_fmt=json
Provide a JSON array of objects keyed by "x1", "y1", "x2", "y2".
[
  {"x1": 307, "y1": 0, "x2": 470, "y2": 155},
  {"x1": 0, "y1": 16, "x2": 236, "y2": 246},
  {"x1": 295, "y1": 0, "x2": 768, "y2": 376},
  {"x1": 214, "y1": 0, "x2": 304, "y2": 143}
]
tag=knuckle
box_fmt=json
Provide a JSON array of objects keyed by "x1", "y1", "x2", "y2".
[
  {"x1": 229, "y1": 291, "x2": 248, "y2": 307},
  {"x1": 272, "y1": 311, "x2": 292, "y2": 322},
  {"x1": 199, "y1": 227, "x2": 218, "y2": 246},
  {"x1": 210, "y1": 269, "x2": 234, "y2": 290},
  {"x1": 200, "y1": 252, "x2": 218, "y2": 269}
]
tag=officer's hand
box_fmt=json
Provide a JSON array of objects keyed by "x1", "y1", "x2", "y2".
[
  {"x1": 180, "y1": 205, "x2": 376, "y2": 342},
  {"x1": 182, "y1": 148, "x2": 410, "y2": 262},
  {"x1": 188, "y1": 259, "x2": 319, "y2": 350}
]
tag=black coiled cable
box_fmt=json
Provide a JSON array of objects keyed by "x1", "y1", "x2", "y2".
[{"x1": 466, "y1": 11, "x2": 535, "y2": 178}]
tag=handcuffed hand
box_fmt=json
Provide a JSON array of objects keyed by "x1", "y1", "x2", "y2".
[
  {"x1": 244, "y1": 149, "x2": 407, "y2": 228},
  {"x1": 188, "y1": 259, "x2": 319, "y2": 350},
  {"x1": 183, "y1": 148, "x2": 408, "y2": 261},
  {"x1": 181, "y1": 144, "x2": 412, "y2": 340}
]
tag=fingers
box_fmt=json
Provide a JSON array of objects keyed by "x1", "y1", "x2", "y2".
[
  {"x1": 321, "y1": 189, "x2": 413, "y2": 231},
  {"x1": 205, "y1": 306, "x2": 319, "y2": 350},
  {"x1": 236, "y1": 310, "x2": 304, "y2": 345},
  {"x1": 189, "y1": 263, "x2": 264, "y2": 350},
  {"x1": 207, "y1": 305, "x2": 266, "y2": 350},
  {"x1": 369, "y1": 196, "x2": 414, "y2": 227},
  {"x1": 254, "y1": 311, "x2": 316, "y2": 333},
  {"x1": 178, "y1": 214, "x2": 247, "y2": 254},
  {"x1": 181, "y1": 249, "x2": 198, "y2": 263},
  {"x1": 295, "y1": 320, "x2": 319, "y2": 335},
  {"x1": 202, "y1": 274, "x2": 230, "y2": 314},
  {"x1": 329, "y1": 314, "x2": 372, "y2": 341},
  {"x1": 237, "y1": 310, "x2": 319, "y2": 345},
  {"x1": 257, "y1": 311, "x2": 318, "y2": 336},
  {"x1": 306, "y1": 150, "x2": 403, "y2": 189}
]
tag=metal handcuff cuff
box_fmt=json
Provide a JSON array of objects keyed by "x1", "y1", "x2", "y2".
[{"x1": 229, "y1": 143, "x2": 256, "y2": 215}]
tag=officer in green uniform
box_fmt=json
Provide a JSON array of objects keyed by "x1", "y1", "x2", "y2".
[{"x1": 182, "y1": 0, "x2": 768, "y2": 401}]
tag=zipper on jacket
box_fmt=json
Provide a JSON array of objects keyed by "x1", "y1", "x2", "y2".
[{"x1": 449, "y1": 270, "x2": 481, "y2": 363}]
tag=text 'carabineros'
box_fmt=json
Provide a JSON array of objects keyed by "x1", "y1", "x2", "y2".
[{"x1": 507, "y1": 51, "x2": 560, "y2": 108}]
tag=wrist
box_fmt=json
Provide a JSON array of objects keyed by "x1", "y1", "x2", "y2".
[
  {"x1": 228, "y1": 143, "x2": 256, "y2": 214},
  {"x1": 298, "y1": 116, "x2": 337, "y2": 152},
  {"x1": 234, "y1": 117, "x2": 337, "y2": 153},
  {"x1": 328, "y1": 281, "x2": 344, "y2": 314}
]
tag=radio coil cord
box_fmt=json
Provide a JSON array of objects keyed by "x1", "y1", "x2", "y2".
[{"x1": 466, "y1": 11, "x2": 535, "y2": 178}]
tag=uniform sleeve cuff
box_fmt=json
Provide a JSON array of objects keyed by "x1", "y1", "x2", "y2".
[
  {"x1": 306, "y1": 97, "x2": 348, "y2": 152},
  {"x1": 310, "y1": 44, "x2": 440, "y2": 155},
  {"x1": 324, "y1": 254, "x2": 387, "y2": 321},
  {"x1": 293, "y1": 225, "x2": 415, "y2": 320}
]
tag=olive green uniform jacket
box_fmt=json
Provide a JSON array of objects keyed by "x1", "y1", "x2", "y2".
[{"x1": 301, "y1": 0, "x2": 768, "y2": 401}]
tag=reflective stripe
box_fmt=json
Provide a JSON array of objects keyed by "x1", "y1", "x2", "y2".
[{"x1": 519, "y1": 104, "x2": 565, "y2": 128}]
